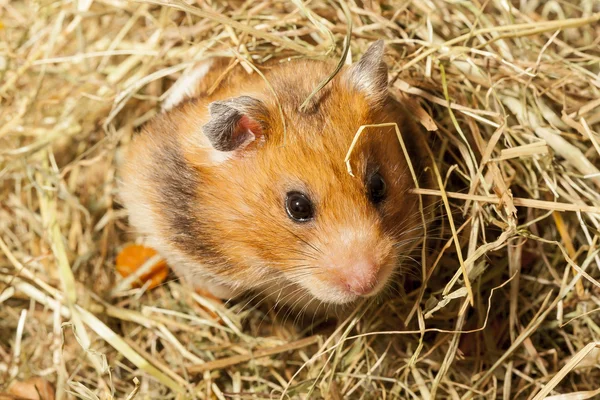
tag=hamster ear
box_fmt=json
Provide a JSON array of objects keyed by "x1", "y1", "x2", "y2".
[
  {"x1": 202, "y1": 96, "x2": 268, "y2": 152},
  {"x1": 346, "y1": 40, "x2": 388, "y2": 103}
]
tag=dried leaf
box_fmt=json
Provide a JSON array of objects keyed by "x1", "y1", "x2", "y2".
[{"x1": 116, "y1": 244, "x2": 168, "y2": 289}]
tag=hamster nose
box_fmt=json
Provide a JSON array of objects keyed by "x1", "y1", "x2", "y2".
[{"x1": 342, "y1": 259, "x2": 379, "y2": 296}]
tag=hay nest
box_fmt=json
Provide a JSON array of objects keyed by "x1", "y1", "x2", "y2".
[{"x1": 2, "y1": 0, "x2": 600, "y2": 398}]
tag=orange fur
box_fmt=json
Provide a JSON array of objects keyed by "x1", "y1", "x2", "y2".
[{"x1": 120, "y1": 50, "x2": 430, "y2": 311}]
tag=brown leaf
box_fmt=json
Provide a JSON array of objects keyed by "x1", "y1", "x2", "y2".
[{"x1": 115, "y1": 244, "x2": 169, "y2": 289}]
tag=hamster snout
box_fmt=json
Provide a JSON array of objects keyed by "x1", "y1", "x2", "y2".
[
  {"x1": 321, "y1": 254, "x2": 388, "y2": 300},
  {"x1": 337, "y1": 257, "x2": 380, "y2": 296},
  {"x1": 294, "y1": 223, "x2": 397, "y2": 304}
]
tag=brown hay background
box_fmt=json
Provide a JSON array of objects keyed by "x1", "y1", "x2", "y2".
[{"x1": 2, "y1": 0, "x2": 600, "y2": 399}]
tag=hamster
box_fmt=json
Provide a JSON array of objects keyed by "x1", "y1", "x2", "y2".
[{"x1": 119, "y1": 41, "x2": 430, "y2": 312}]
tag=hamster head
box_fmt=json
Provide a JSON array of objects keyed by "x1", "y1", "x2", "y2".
[{"x1": 159, "y1": 41, "x2": 426, "y2": 305}]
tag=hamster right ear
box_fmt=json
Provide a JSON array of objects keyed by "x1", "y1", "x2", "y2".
[
  {"x1": 202, "y1": 96, "x2": 269, "y2": 152},
  {"x1": 346, "y1": 40, "x2": 388, "y2": 103}
]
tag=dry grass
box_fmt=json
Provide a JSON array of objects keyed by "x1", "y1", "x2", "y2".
[{"x1": 2, "y1": 0, "x2": 600, "y2": 399}]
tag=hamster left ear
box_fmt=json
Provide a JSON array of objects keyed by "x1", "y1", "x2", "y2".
[
  {"x1": 346, "y1": 40, "x2": 388, "y2": 103},
  {"x1": 202, "y1": 96, "x2": 268, "y2": 152}
]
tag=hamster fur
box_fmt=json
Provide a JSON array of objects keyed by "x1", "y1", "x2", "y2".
[{"x1": 120, "y1": 41, "x2": 430, "y2": 312}]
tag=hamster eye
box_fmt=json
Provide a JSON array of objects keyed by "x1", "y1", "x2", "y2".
[
  {"x1": 367, "y1": 173, "x2": 386, "y2": 204},
  {"x1": 285, "y1": 191, "x2": 314, "y2": 222}
]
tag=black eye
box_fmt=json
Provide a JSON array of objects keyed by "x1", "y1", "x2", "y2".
[
  {"x1": 285, "y1": 191, "x2": 314, "y2": 222},
  {"x1": 367, "y1": 173, "x2": 386, "y2": 204}
]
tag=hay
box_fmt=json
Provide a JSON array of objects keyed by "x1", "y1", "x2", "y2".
[{"x1": 2, "y1": 0, "x2": 600, "y2": 398}]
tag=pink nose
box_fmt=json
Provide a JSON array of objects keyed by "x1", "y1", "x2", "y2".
[{"x1": 342, "y1": 259, "x2": 379, "y2": 296}]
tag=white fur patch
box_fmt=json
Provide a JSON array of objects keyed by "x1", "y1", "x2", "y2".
[{"x1": 162, "y1": 60, "x2": 213, "y2": 111}]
